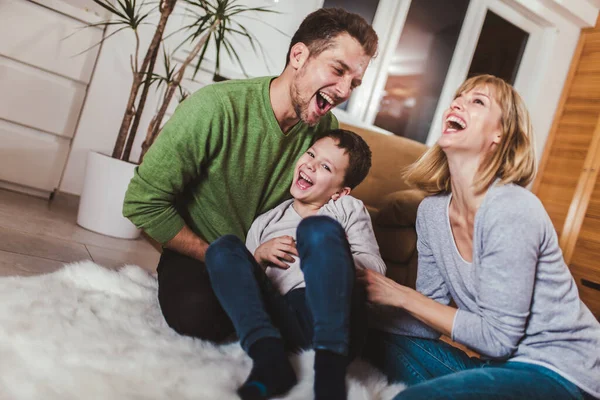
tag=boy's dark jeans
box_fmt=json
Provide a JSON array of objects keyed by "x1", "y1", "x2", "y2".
[{"x1": 205, "y1": 216, "x2": 368, "y2": 359}]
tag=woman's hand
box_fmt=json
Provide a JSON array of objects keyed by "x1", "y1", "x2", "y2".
[
  {"x1": 358, "y1": 268, "x2": 457, "y2": 337},
  {"x1": 254, "y1": 235, "x2": 298, "y2": 269},
  {"x1": 356, "y1": 268, "x2": 408, "y2": 308}
]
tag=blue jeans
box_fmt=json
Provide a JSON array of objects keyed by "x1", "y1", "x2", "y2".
[
  {"x1": 205, "y1": 216, "x2": 367, "y2": 357},
  {"x1": 363, "y1": 330, "x2": 595, "y2": 400}
]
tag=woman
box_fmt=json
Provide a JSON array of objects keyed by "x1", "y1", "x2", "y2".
[{"x1": 358, "y1": 74, "x2": 600, "y2": 400}]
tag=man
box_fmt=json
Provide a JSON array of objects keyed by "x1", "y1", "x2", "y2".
[{"x1": 123, "y1": 7, "x2": 378, "y2": 343}]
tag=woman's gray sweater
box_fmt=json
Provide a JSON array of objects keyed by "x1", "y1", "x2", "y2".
[{"x1": 376, "y1": 182, "x2": 600, "y2": 397}]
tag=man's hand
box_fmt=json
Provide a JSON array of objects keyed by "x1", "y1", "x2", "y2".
[{"x1": 254, "y1": 235, "x2": 298, "y2": 269}]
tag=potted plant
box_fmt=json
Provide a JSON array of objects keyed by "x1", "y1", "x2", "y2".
[{"x1": 76, "y1": 0, "x2": 278, "y2": 239}]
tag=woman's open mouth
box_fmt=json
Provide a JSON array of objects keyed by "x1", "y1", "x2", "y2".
[{"x1": 444, "y1": 115, "x2": 467, "y2": 133}]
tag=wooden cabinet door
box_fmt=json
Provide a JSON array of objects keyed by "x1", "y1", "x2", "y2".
[
  {"x1": 568, "y1": 169, "x2": 600, "y2": 318},
  {"x1": 534, "y1": 32, "x2": 600, "y2": 240},
  {"x1": 534, "y1": 26, "x2": 600, "y2": 319}
]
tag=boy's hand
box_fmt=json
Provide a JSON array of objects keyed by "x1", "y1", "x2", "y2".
[{"x1": 254, "y1": 236, "x2": 298, "y2": 269}]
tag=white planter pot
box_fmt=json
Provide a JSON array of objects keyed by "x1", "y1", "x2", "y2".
[{"x1": 77, "y1": 151, "x2": 141, "y2": 239}]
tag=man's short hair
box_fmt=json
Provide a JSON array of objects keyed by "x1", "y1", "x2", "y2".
[
  {"x1": 285, "y1": 8, "x2": 378, "y2": 66},
  {"x1": 316, "y1": 129, "x2": 372, "y2": 189}
]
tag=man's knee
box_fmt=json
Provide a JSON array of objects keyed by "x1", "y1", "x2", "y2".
[
  {"x1": 161, "y1": 289, "x2": 233, "y2": 342},
  {"x1": 297, "y1": 216, "x2": 344, "y2": 246}
]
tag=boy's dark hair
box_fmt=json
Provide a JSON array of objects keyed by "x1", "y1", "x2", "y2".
[
  {"x1": 285, "y1": 8, "x2": 378, "y2": 66},
  {"x1": 316, "y1": 129, "x2": 372, "y2": 189}
]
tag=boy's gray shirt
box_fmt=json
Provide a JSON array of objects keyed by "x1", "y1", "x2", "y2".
[
  {"x1": 377, "y1": 182, "x2": 600, "y2": 397},
  {"x1": 245, "y1": 195, "x2": 386, "y2": 295}
]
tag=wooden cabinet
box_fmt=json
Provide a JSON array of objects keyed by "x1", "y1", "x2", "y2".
[{"x1": 534, "y1": 20, "x2": 600, "y2": 319}]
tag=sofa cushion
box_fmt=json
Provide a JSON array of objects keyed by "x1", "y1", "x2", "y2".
[
  {"x1": 382, "y1": 260, "x2": 409, "y2": 287},
  {"x1": 375, "y1": 189, "x2": 427, "y2": 227},
  {"x1": 374, "y1": 226, "x2": 417, "y2": 265},
  {"x1": 340, "y1": 122, "x2": 427, "y2": 210}
]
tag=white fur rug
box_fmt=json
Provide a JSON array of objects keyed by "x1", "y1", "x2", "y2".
[{"x1": 0, "y1": 261, "x2": 404, "y2": 400}]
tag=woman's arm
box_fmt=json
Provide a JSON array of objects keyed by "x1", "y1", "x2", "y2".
[
  {"x1": 358, "y1": 269, "x2": 456, "y2": 337},
  {"x1": 359, "y1": 270, "x2": 457, "y2": 336},
  {"x1": 450, "y1": 192, "x2": 542, "y2": 359},
  {"x1": 359, "y1": 200, "x2": 454, "y2": 338}
]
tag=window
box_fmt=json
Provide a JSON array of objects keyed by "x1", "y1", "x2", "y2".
[
  {"x1": 372, "y1": 0, "x2": 470, "y2": 143},
  {"x1": 468, "y1": 11, "x2": 529, "y2": 84}
]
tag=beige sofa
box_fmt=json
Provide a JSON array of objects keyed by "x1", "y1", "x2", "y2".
[{"x1": 339, "y1": 121, "x2": 428, "y2": 289}]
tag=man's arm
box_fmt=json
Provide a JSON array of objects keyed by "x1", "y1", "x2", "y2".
[
  {"x1": 123, "y1": 87, "x2": 222, "y2": 249},
  {"x1": 165, "y1": 225, "x2": 210, "y2": 262}
]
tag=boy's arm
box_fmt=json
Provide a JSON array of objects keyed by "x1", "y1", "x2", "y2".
[
  {"x1": 123, "y1": 87, "x2": 223, "y2": 257},
  {"x1": 339, "y1": 197, "x2": 387, "y2": 275},
  {"x1": 246, "y1": 205, "x2": 297, "y2": 269},
  {"x1": 245, "y1": 217, "x2": 262, "y2": 255}
]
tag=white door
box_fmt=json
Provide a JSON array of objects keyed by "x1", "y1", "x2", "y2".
[{"x1": 0, "y1": 0, "x2": 104, "y2": 197}]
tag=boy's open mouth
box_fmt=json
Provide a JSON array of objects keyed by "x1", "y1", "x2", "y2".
[{"x1": 297, "y1": 171, "x2": 314, "y2": 190}]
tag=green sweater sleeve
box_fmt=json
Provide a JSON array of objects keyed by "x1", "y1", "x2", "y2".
[{"x1": 123, "y1": 86, "x2": 223, "y2": 244}]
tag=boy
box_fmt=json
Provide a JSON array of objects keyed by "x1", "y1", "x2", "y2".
[{"x1": 205, "y1": 129, "x2": 386, "y2": 400}]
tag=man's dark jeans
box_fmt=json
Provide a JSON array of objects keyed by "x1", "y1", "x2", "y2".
[
  {"x1": 156, "y1": 248, "x2": 235, "y2": 342},
  {"x1": 205, "y1": 216, "x2": 368, "y2": 358}
]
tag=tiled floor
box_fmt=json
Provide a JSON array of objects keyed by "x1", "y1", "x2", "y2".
[{"x1": 0, "y1": 188, "x2": 161, "y2": 277}]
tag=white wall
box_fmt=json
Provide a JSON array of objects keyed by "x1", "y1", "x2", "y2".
[
  {"x1": 60, "y1": 0, "x2": 322, "y2": 195},
  {"x1": 60, "y1": 15, "x2": 163, "y2": 195}
]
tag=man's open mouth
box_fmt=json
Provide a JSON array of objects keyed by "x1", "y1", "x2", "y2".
[{"x1": 316, "y1": 91, "x2": 334, "y2": 113}]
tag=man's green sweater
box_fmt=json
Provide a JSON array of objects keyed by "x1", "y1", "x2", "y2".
[{"x1": 123, "y1": 76, "x2": 338, "y2": 244}]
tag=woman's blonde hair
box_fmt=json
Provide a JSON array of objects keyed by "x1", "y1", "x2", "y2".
[{"x1": 404, "y1": 74, "x2": 536, "y2": 195}]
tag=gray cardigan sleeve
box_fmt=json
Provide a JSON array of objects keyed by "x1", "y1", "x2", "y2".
[
  {"x1": 245, "y1": 218, "x2": 262, "y2": 256},
  {"x1": 338, "y1": 196, "x2": 387, "y2": 274},
  {"x1": 451, "y1": 192, "x2": 542, "y2": 359},
  {"x1": 373, "y1": 201, "x2": 451, "y2": 339}
]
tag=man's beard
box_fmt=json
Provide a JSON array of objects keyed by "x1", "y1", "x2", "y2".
[{"x1": 291, "y1": 75, "x2": 317, "y2": 127}]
